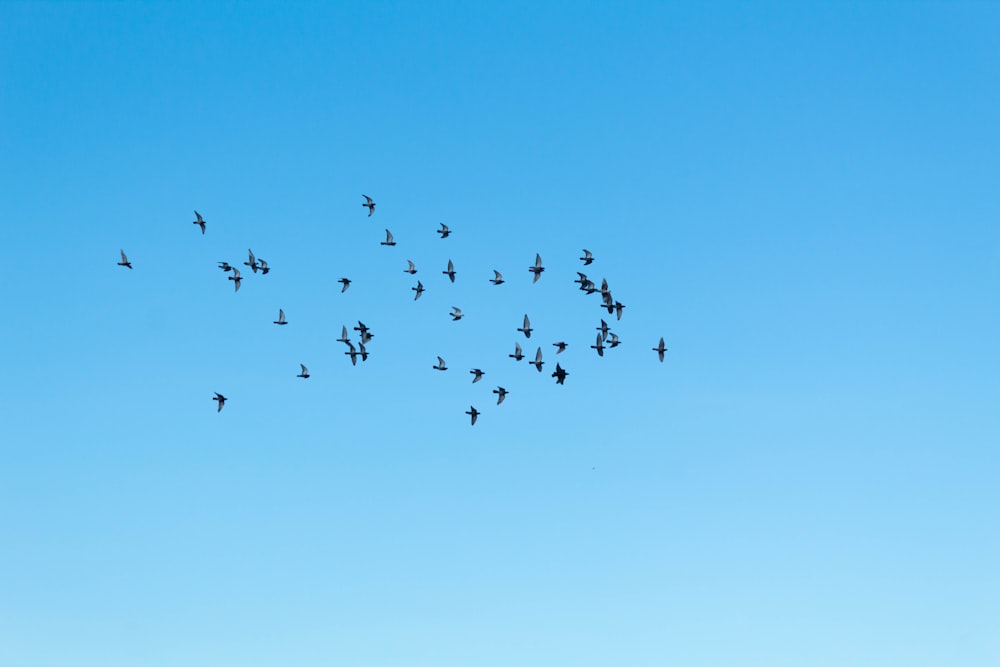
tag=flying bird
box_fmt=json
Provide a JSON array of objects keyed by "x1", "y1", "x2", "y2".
[
  {"x1": 362, "y1": 195, "x2": 375, "y2": 216},
  {"x1": 553, "y1": 341, "x2": 567, "y2": 354},
  {"x1": 470, "y1": 368, "x2": 484, "y2": 383},
  {"x1": 466, "y1": 406, "x2": 479, "y2": 426},
  {"x1": 591, "y1": 333, "x2": 605, "y2": 357},
  {"x1": 574, "y1": 272, "x2": 588, "y2": 287},
  {"x1": 358, "y1": 341, "x2": 369, "y2": 362},
  {"x1": 258, "y1": 258, "x2": 270, "y2": 275},
  {"x1": 354, "y1": 321, "x2": 370, "y2": 336},
  {"x1": 404, "y1": 259, "x2": 417, "y2": 274},
  {"x1": 433, "y1": 356, "x2": 447, "y2": 371},
  {"x1": 218, "y1": 261, "x2": 233, "y2": 272},
  {"x1": 193, "y1": 210, "x2": 206, "y2": 234},
  {"x1": 344, "y1": 342, "x2": 360, "y2": 366},
  {"x1": 493, "y1": 386, "x2": 508, "y2": 405},
  {"x1": 338, "y1": 278, "x2": 351, "y2": 292},
  {"x1": 552, "y1": 363, "x2": 568, "y2": 385},
  {"x1": 244, "y1": 249, "x2": 258, "y2": 273},
  {"x1": 273, "y1": 309, "x2": 287, "y2": 325},
  {"x1": 597, "y1": 319, "x2": 610, "y2": 342},
  {"x1": 509, "y1": 342, "x2": 524, "y2": 361},
  {"x1": 360, "y1": 330, "x2": 374, "y2": 344},
  {"x1": 517, "y1": 314, "x2": 532, "y2": 338},
  {"x1": 529, "y1": 253, "x2": 545, "y2": 283},
  {"x1": 579, "y1": 249, "x2": 594, "y2": 265},
  {"x1": 530, "y1": 347, "x2": 544, "y2": 372},
  {"x1": 437, "y1": 223, "x2": 451, "y2": 238},
  {"x1": 451, "y1": 306, "x2": 464, "y2": 321},
  {"x1": 337, "y1": 326, "x2": 351, "y2": 344},
  {"x1": 117, "y1": 249, "x2": 132, "y2": 269},
  {"x1": 213, "y1": 392, "x2": 226, "y2": 412},
  {"x1": 608, "y1": 332, "x2": 621, "y2": 348},
  {"x1": 443, "y1": 259, "x2": 456, "y2": 283},
  {"x1": 228, "y1": 267, "x2": 242, "y2": 292},
  {"x1": 490, "y1": 270, "x2": 504, "y2": 285},
  {"x1": 412, "y1": 280, "x2": 425, "y2": 300},
  {"x1": 381, "y1": 229, "x2": 396, "y2": 246},
  {"x1": 614, "y1": 301, "x2": 625, "y2": 320},
  {"x1": 297, "y1": 364, "x2": 310, "y2": 378},
  {"x1": 653, "y1": 337, "x2": 668, "y2": 362}
]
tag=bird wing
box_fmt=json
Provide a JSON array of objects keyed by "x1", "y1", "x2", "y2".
[
  {"x1": 363, "y1": 195, "x2": 372, "y2": 204},
  {"x1": 494, "y1": 270, "x2": 502, "y2": 281},
  {"x1": 583, "y1": 249, "x2": 592, "y2": 259},
  {"x1": 523, "y1": 314, "x2": 530, "y2": 328},
  {"x1": 515, "y1": 342, "x2": 522, "y2": 355},
  {"x1": 407, "y1": 260, "x2": 415, "y2": 271},
  {"x1": 120, "y1": 249, "x2": 127, "y2": 262},
  {"x1": 535, "y1": 347, "x2": 543, "y2": 363},
  {"x1": 300, "y1": 364, "x2": 308, "y2": 374},
  {"x1": 195, "y1": 211, "x2": 203, "y2": 222},
  {"x1": 535, "y1": 253, "x2": 542, "y2": 268},
  {"x1": 232, "y1": 268, "x2": 240, "y2": 278},
  {"x1": 437, "y1": 356, "x2": 445, "y2": 366},
  {"x1": 453, "y1": 307, "x2": 462, "y2": 316},
  {"x1": 385, "y1": 229, "x2": 393, "y2": 242}
]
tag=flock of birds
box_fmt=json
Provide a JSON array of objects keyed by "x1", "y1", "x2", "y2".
[{"x1": 117, "y1": 195, "x2": 669, "y2": 424}]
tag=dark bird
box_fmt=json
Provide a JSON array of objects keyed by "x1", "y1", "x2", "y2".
[
  {"x1": 381, "y1": 229, "x2": 396, "y2": 246},
  {"x1": 451, "y1": 306, "x2": 464, "y2": 321},
  {"x1": 582, "y1": 280, "x2": 597, "y2": 294},
  {"x1": 517, "y1": 314, "x2": 532, "y2": 338},
  {"x1": 228, "y1": 267, "x2": 242, "y2": 292},
  {"x1": 466, "y1": 406, "x2": 479, "y2": 426},
  {"x1": 213, "y1": 392, "x2": 226, "y2": 412},
  {"x1": 529, "y1": 253, "x2": 545, "y2": 283},
  {"x1": 614, "y1": 301, "x2": 625, "y2": 321},
  {"x1": 653, "y1": 337, "x2": 668, "y2": 362},
  {"x1": 433, "y1": 356, "x2": 447, "y2": 371},
  {"x1": 258, "y1": 259, "x2": 270, "y2": 275},
  {"x1": 404, "y1": 259, "x2": 417, "y2": 274},
  {"x1": 354, "y1": 321, "x2": 370, "y2": 336},
  {"x1": 193, "y1": 210, "x2": 206, "y2": 235},
  {"x1": 600, "y1": 278, "x2": 610, "y2": 299},
  {"x1": 493, "y1": 386, "x2": 508, "y2": 405},
  {"x1": 443, "y1": 259, "x2": 456, "y2": 283},
  {"x1": 360, "y1": 330, "x2": 374, "y2": 344},
  {"x1": 344, "y1": 342, "x2": 360, "y2": 366},
  {"x1": 552, "y1": 363, "x2": 568, "y2": 384},
  {"x1": 362, "y1": 195, "x2": 375, "y2": 216},
  {"x1": 412, "y1": 280, "x2": 425, "y2": 300},
  {"x1": 579, "y1": 249, "x2": 594, "y2": 265},
  {"x1": 358, "y1": 341, "x2": 369, "y2": 362},
  {"x1": 470, "y1": 368, "x2": 484, "y2": 383},
  {"x1": 438, "y1": 223, "x2": 451, "y2": 238},
  {"x1": 530, "y1": 347, "x2": 544, "y2": 372},
  {"x1": 553, "y1": 341, "x2": 567, "y2": 354},
  {"x1": 597, "y1": 319, "x2": 610, "y2": 342},
  {"x1": 273, "y1": 308, "x2": 287, "y2": 325},
  {"x1": 509, "y1": 341, "x2": 524, "y2": 361},
  {"x1": 574, "y1": 272, "x2": 588, "y2": 287},
  {"x1": 338, "y1": 278, "x2": 351, "y2": 292},
  {"x1": 337, "y1": 326, "x2": 351, "y2": 345},
  {"x1": 297, "y1": 364, "x2": 310, "y2": 378},
  {"x1": 117, "y1": 249, "x2": 132, "y2": 269},
  {"x1": 244, "y1": 249, "x2": 258, "y2": 273},
  {"x1": 490, "y1": 270, "x2": 504, "y2": 285},
  {"x1": 608, "y1": 332, "x2": 621, "y2": 348},
  {"x1": 218, "y1": 261, "x2": 233, "y2": 272},
  {"x1": 591, "y1": 333, "x2": 605, "y2": 357}
]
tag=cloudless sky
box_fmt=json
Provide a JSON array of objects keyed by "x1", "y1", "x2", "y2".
[{"x1": 1, "y1": 2, "x2": 999, "y2": 665}]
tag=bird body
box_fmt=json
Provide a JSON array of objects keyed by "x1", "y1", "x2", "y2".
[
  {"x1": 470, "y1": 368, "x2": 484, "y2": 383},
  {"x1": 433, "y1": 356, "x2": 447, "y2": 371},
  {"x1": 451, "y1": 306, "x2": 463, "y2": 321},
  {"x1": 614, "y1": 301, "x2": 625, "y2": 320},
  {"x1": 244, "y1": 249, "x2": 258, "y2": 273},
  {"x1": 653, "y1": 337, "x2": 668, "y2": 362},
  {"x1": 362, "y1": 195, "x2": 375, "y2": 216},
  {"x1": 443, "y1": 259, "x2": 456, "y2": 283},
  {"x1": 529, "y1": 253, "x2": 545, "y2": 282},
  {"x1": 258, "y1": 259, "x2": 270, "y2": 275},
  {"x1": 466, "y1": 406, "x2": 479, "y2": 425},
  {"x1": 405, "y1": 259, "x2": 417, "y2": 274},
  {"x1": 530, "y1": 347, "x2": 544, "y2": 372},
  {"x1": 438, "y1": 223, "x2": 451, "y2": 238},
  {"x1": 490, "y1": 270, "x2": 504, "y2": 285},
  {"x1": 592, "y1": 333, "x2": 605, "y2": 357},
  {"x1": 297, "y1": 364, "x2": 310, "y2": 378},
  {"x1": 517, "y1": 314, "x2": 532, "y2": 338},
  {"x1": 493, "y1": 386, "x2": 508, "y2": 405},
  {"x1": 509, "y1": 342, "x2": 524, "y2": 361},
  {"x1": 597, "y1": 319, "x2": 610, "y2": 342},
  {"x1": 552, "y1": 363, "x2": 568, "y2": 384},
  {"x1": 345, "y1": 341, "x2": 359, "y2": 366},
  {"x1": 412, "y1": 280, "x2": 425, "y2": 300},
  {"x1": 608, "y1": 332, "x2": 621, "y2": 348},
  {"x1": 553, "y1": 341, "x2": 567, "y2": 354},
  {"x1": 218, "y1": 261, "x2": 233, "y2": 272},
  {"x1": 580, "y1": 249, "x2": 594, "y2": 265},
  {"x1": 228, "y1": 267, "x2": 242, "y2": 292},
  {"x1": 339, "y1": 278, "x2": 351, "y2": 292},
  {"x1": 117, "y1": 249, "x2": 132, "y2": 269},
  {"x1": 213, "y1": 392, "x2": 226, "y2": 412},
  {"x1": 193, "y1": 210, "x2": 206, "y2": 234}
]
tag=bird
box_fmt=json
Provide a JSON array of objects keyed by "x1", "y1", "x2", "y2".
[
  {"x1": 579, "y1": 249, "x2": 594, "y2": 265},
  {"x1": 297, "y1": 364, "x2": 310, "y2": 378},
  {"x1": 228, "y1": 267, "x2": 242, "y2": 292},
  {"x1": 614, "y1": 301, "x2": 625, "y2": 320},
  {"x1": 358, "y1": 341, "x2": 369, "y2": 362},
  {"x1": 470, "y1": 368, "x2": 484, "y2": 383},
  {"x1": 443, "y1": 259, "x2": 456, "y2": 283},
  {"x1": 213, "y1": 392, "x2": 226, "y2": 412},
  {"x1": 529, "y1": 253, "x2": 544, "y2": 282},
  {"x1": 404, "y1": 259, "x2": 417, "y2": 274},
  {"x1": 574, "y1": 272, "x2": 588, "y2": 287},
  {"x1": 117, "y1": 249, "x2": 132, "y2": 269},
  {"x1": 338, "y1": 278, "x2": 351, "y2": 292},
  {"x1": 599, "y1": 278, "x2": 610, "y2": 299},
  {"x1": 354, "y1": 321, "x2": 370, "y2": 336},
  {"x1": 517, "y1": 314, "x2": 532, "y2": 338},
  {"x1": 493, "y1": 386, "x2": 508, "y2": 405},
  {"x1": 608, "y1": 332, "x2": 621, "y2": 348},
  {"x1": 451, "y1": 306, "x2": 463, "y2": 321},
  {"x1": 360, "y1": 330, "x2": 374, "y2": 344},
  {"x1": 258, "y1": 259, "x2": 270, "y2": 275},
  {"x1": 597, "y1": 319, "x2": 610, "y2": 342},
  {"x1": 345, "y1": 342, "x2": 360, "y2": 366},
  {"x1": 490, "y1": 270, "x2": 504, "y2": 285},
  {"x1": 362, "y1": 195, "x2": 375, "y2": 216},
  {"x1": 653, "y1": 337, "x2": 668, "y2": 362},
  {"x1": 381, "y1": 229, "x2": 396, "y2": 246},
  {"x1": 552, "y1": 363, "x2": 568, "y2": 384},
  {"x1": 553, "y1": 341, "x2": 567, "y2": 354},
  {"x1": 193, "y1": 210, "x2": 206, "y2": 234},
  {"x1": 412, "y1": 280, "x2": 425, "y2": 300},
  {"x1": 466, "y1": 406, "x2": 479, "y2": 425},
  {"x1": 433, "y1": 356, "x2": 447, "y2": 371},
  {"x1": 337, "y1": 326, "x2": 351, "y2": 344},
  {"x1": 437, "y1": 223, "x2": 451, "y2": 238},
  {"x1": 530, "y1": 347, "x2": 544, "y2": 372},
  {"x1": 509, "y1": 341, "x2": 524, "y2": 361},
  {"x1": 591, "y1": 333, "x2": 605, "y2": 357},
  {"x1": 582, "y1": 280, "x2": 597, "y2": 294},
  {"x1": 244, "y1": 249, "x2": 258, "y2": 273},
  {"x1": 218, "y1": 261, "x2": 233, "y2": 272},
  {"x1": 273, "y1": 308, "x2": 287, "y2": 325}
]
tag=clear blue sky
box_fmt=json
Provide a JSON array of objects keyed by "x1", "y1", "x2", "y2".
[{"x1": 2, "y1": 2, "x2": 999, "y2": 665}]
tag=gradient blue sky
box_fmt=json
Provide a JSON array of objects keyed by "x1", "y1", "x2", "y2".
[{"x1": 2, "y1": 2, "x2": 999, "y2": 665}]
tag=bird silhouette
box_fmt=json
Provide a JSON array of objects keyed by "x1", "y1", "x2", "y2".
[
  {"x1": 438, "y1": 223, "x2": 451, "y2": 238},
  {"x1": 579, "y1": 249, "x2": 594, "y2": 265},
  {"x1": 338, "y1": 278, "x2": 351, "y2": 292},
  {"x1": 517, "y1": 314, "x2": 532, "y2": 338},
  {"x1": 597, "y1": 319, "x2": 610, "y2": 342},
  {"x1": 345, "y1": 342, "x2": 360, "y2": 366},
  {"x1": 244, "y1": 249, "x2": 258, "y2": 273},
  {"x1": 412, "y1": 280, "x2": 425, "y2": 300},
  {"x1": 228, "y1": 267, "x2": 242, "y2": 292},
  {"x1": 530, "y1": 347, "x2": 544, "y2": 372},
  {"x1": 529, "y1": 253, "x2": 545, "y2": 283},
  {"x1": 466, "y1": 406, "x2": 479, "y2": 425},
  {"x1": 553, "y1": 341, "x2": 567, "y2": 354},
  {"x1": 470, "y1": 368, "x2": 484, "y2": 383},
  {"x1": 490, "y1": 270, "x2": 504, "y2": 285},
  {"x1": 451, "y1": 306, "x2": 463, "y2": 321},
  {"x1": 404, "y1": 259, "x2": 417, "y2": 274},
  {"x1": 575, "y1": 272, "x2": 588, "y2": 287},
  {"x1": 117, "y1": 249, "x2": 132, "y2": 269},
  {"x1": 653, "y1": 337, "x2": 668, "y2": 362},
  {"x1": 443, "y1": 259, "x2": 456, "y2": 283},
  {"x1": 552, "y1": 363, "x2": 568, "y2": 384},
  {"x1": 381, "y1": 229, "x2": 396, "y2": 246},
  {"x1": 218, "y1": 261, "x2": 233, "y2": 272},
  {"x1": 608, "y1": 332, "x2": 621, "y2": 348},
  {"x1": 362, "y1": 195, "x2": 375, "y2": 216},
  {"x1": 433, "y1": 356, "x2": 447, "y2": 371},
  {"x1": 213, "y1": 392, "x2": 226, "y2": 412},
  {"x1": 591, "y1": 333, "x2": 605, "y2": 357},
  {"x1": 297, "y1": 364, "x2": 310, "y2": 378},
  {"x1": 509, "y1": 342, "x2": 524, "y2": 361},
  {"x1": 258, "y1": 258, "x2": 270, "y2": 275},
  {"x1": 493, "y1": 386, "x2": 508, "y2": 405},
  {"x1": 193, "y1": 210, "x2": 206, "y2": 234},
  {"x1": 337, "y1": 326, "x2": 351, "y2": 344},
  {"x1": 614, "y1": 301, "x2": 625, "y2": 320},
  {"x1": 358, "y1": 341, "x2": 369, "y2": 362},
  {"x1": 273, "y1": 309, "x2": 287, "y2": 325}
]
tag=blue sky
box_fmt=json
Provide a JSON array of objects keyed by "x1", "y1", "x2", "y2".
[{"x1": 1, "y1": 2, "x2": 998, "y2": 665}]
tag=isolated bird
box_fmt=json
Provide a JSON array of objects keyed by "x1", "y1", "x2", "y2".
[
  {"x1": 381, "y1": 229, "x2": 396, "y2": 246},
  {"x1": 490, "y1": 270, "x2": 504, "y2": 285},
  {"x1": 412, "y1": 280, "x2": 425, "y2": 300},
  {"x1": 470, "y1": 368, "x2": 484, "y2": 383},
  {"x1": 509, "y1": 341, "x2": 524, "y2": 361},
  {"x1": 466, "y1": 406, "x2": 479, "y2": 426},
  {"x1": 438, "y1": 223, "x2": 451, "y2": 238},
  {"x1": 117, "y1": 249, "x2": 132, "y2": 269},
  {"x1": 591, "y1": 333, "x2": 605, "y2": 357},
  {"x1": 228, "y1": 267, "x2": 242, "y2": 292},
  {"x1": 597, "y1": 319, "x2": 610, "y2": 342},
  {"x1": 653, "y1": 337, "x2": 668, "y2": 362},
  {"x1": 345, "y1": 342, "x2": 360, "y2": 366},
  {"x1": 258, "y1": 259, "x2": 270, "y2": 275},
  {"x1": 244, "y1": 249, "x2": 258, "y2": 273},
  {"x1": 213, "y1": 392, "x2": 226, "y2": 412},
  {"x1": 530, "y1": 347, "x2": 544, "y2": 372},
  {"x1": 614, "y1": 301, "x2": 625, "y2": 320},
  {"x1": 443, "y1": 259, "x2": 456, "y2": 283},
  {"x1": 297, "y1": 364, "x2": 310, "y2": 378},
  {"x1": 338, "y1": 278, "x2": 351, "y2": 292},
  {"x1": 362, "y1": 195, "x2": 375, "y2": 216},
  {"x1": 529, "y1": 253, "x2": 545, "y2": 283},
  {"x1": 552, "y1": 363, "x2": 568, "y2": 385},
  {"x1": 273, "y1": 308, "x2": 287, "y2": 325},
  {"x1": 580, "y1": 249, "x2": 594, "y2": 265},
  {"x1": 404, "y1": 259, "x2": 417, "y2": 274},
  {"x1": 433, "y1": 356, "x2": 447, "y2": 371},
  {"x1": 517, "y1": 314, "x2": 532, "y2": 338},
  {"x1": 493, "y1": 386, "x2": 508, "y2": 405},
  {"x1": 193, "y1": 210, "x2": 206, "y2": 234},
  {"x1": 608, "y1": 332, "x2": 621, "y2": 348},
  {"x1": 450, "y1": 306, "x2": 464, "y2": 321},
  {"x1": 553, "y1": 341, "x2": 567, "y2": 354},
  {"x1": 218, "y1": 261, "x2": 233, "y2": 272},
  {"x1": 337, "y1": 326, "x2": 351, "y2": 344}
]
